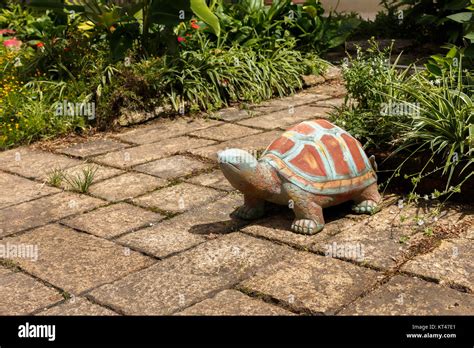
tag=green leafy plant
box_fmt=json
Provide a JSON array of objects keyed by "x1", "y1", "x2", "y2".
[
  {"x1": 2, "y1": 0, "x2": 330, "y2": 148},
  {"x1": 333, "y1": 39, "x2": 473, "y2": 200},
  {"x1": 62, "y1": 165, "x2": 98, "y2": 193},
  {"x1": 287, "y1": 0, "x2": 361, "y2": 52},
  {"x1": 214, "y1": 0, "x2": 359, "y2": 53},
  {"x1": 389, "y1": 56, "x2": 473, "y2": 196},
  {"x1": 0, "y1": 3, "x2": 64, "y2": 45},
  {"x1": 0, "y1": 41, "x2": 87, "y2": 149},
  {"x1": 332, "y1": 40, "x2": 413, "y2": 148},
  {"x1": 373, "y1": 0, "x2": 471, "y2": 44},
  {"x1": 342, "y1": 39, "x2": 412, "y2": 110},
  {"x1": 47, "y1": 168, "x2": 65, "y2": 187},
  {"x1": 45, "y1": 165, "x2": 97, "y2": 192},
  {"x1": 28, "y1": 0, "x2": 220, "y2": 59},
  {"x1": 138, "y1": 36, "x2": 327, "y2": 113}
]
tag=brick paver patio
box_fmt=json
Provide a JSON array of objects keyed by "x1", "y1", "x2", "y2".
[{"x1": 1, "y1": 70, "x2": 473, "y2": 315}]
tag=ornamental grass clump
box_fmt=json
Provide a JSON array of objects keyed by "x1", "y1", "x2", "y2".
[
  {"x1": 139, "y1": 37, "x2": 327, "y2": 113},
  {"x1": 333, "y1": 40, "x2": 473, "y2": 200},
  {"x1": 388, "y1": 57, "x2": 473, "y2": 199}
]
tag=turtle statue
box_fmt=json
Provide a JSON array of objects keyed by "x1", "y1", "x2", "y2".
[{"x1": 218, "y1": 119, "x2": 381, "y2": 235}]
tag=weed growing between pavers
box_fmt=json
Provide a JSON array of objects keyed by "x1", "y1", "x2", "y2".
[{"x1": 46, "y1": 165, "x2": 97, "y2": 193}]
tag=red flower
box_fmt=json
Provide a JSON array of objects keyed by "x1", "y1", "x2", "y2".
[
  {"x1": 36, "y1": 42, "x2": 44, "y2": 48},
  {"x1": 191, "y1": 22, "x2": 200, "y2": 29},
  {"x1": 3, "y1": 37, "x2": 22, "y2": 49},
  {"x1": 0, "y1": 29, "x2": 15, "y2": 36},
  {"x1": 177, "y1": 36, "x2": 186, "y2": 43}
]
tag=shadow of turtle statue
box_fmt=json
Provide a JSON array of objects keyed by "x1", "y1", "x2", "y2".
[{"x1": 218, "y1": 119, "x2": 382, "y2": 235}]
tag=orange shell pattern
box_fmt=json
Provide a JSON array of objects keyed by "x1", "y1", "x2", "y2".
[{"x1": 261, "y1": 120, "x2": 377, "y2": 195}]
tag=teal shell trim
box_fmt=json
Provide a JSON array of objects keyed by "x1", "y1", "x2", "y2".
[{"x1": 260, "y1": 121, "x2": 377, "y2": 195}]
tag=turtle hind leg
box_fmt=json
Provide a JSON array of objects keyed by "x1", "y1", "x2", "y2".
[
  {"x1": 291, "y1": 210, "x2": 324, "y2": 235},
  {"x1": 233, "y1": 195, "x2": 265, "y2": 220},
  {"x1": 285, "y1": 183, "x2": 325, "y2": 235},
  {"x1": 352, "y1": 183, "x2": 382, "y2": 215}
]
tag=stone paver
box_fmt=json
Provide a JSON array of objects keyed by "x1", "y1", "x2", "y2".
[
  {"x1": 310, "y1": 202, "x2": 468, "y2": 270},
  {"x1": 209, "y1": 107, "x2": 252, "y2": 122},
  {"x1": 177, "y1": 290, "x2": 293, "y2": 315},
  {"x1": 314, "y1": 221, "x2": 411, "y2": 270},
  {"x1": 37, "y1": 297, "x2": 117, "y2": 316},
  {"x1": 0, "y1": 270, "x2": 62, "y2": 315},
  {"x1": 461, "y1": 221, "x2": 474, "y2": 239},
  {"x1": 62, "y1": 202, "x2": 164, "y2": 239},
  {"x1": 0, "y1": 266, "x2": 11, "y2": 277},
  {"x1": 306, "y1": 83, "x2": 347, "y2": 98},
  {"x1": 242, "y1": 211, "x2": 366, "y2": 252},
  {"x1": 57, "y1": 138, "x2": 128, "y2": 158},
  {"x1": 402, "y1": 238, "x2": 473, "y2": 292},
  {"x1": 1, "y1": 224, "x2": 154, "y2": 294},
  {"x1": 238, "y1": 105, "x2": 331, "y2": 130},
  {"x1": 189, "y1": 130, "x2": 282, "y2": 161},
  {"x1": 251, "y1": 92, "x2": 327, "y2": 113},
  {"x1": 93, "y1": 136, "x2": 215, "y2": 169},
  {"x1": 239, "y1": 251, "x2": 381, "y2": 314},
  {"x1": 309, "y1": 97, "x2": 345, "y2": 108},
  {"x1": 118, "y1": 194, "x2": 244, "y2": 258},
  {"x1": 0, "y1": 148, "x2": 81, "y2": 179},
  {"x1": 89, "y1": 172, "x2": 167, "y2": 202},
  {"x1": 0, "y1": 192, "x2": 105, "y2": 237},
  {"x1": 302, "y1": 74, "x2": 325, "y2": 87},
  {"x1": 113, "y1": 118, "x2": 222, "y2": 145},
  {"x1": 132, "y1": 182, "x2": 224, "y2": 213},
  {"x1": 185, "y1": 170, "x2": 235, "y2": 191},
  {"x1": 190, "y1": 123, "x2": 261, "y2": 141},
  {"x1": 323, "y1": 66, "x2": 343, "y2": 81},
  {"x1": 134, "y1": 155, "x2": 212, "y2": 179},
  {"x1": 250, "y1": 95, "x2": 318, "y2": 116},
  {"x1": 88, "y1": 233, "x2": 292, "y2": 315},
  {"x1": 340, "y1": 275, "x2": 474, "y2": 315},
  {"x1": 0, "y1": 172, "x2": 59, "y2": 209}
]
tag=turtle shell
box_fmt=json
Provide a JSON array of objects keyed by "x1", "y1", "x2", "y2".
[{"x1": 261, "y1": 119, "x2": 377, "y2": 195}]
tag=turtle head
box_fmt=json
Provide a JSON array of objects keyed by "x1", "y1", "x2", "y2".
[{"x1": 218, "y1": 148, "x2": 258, "y2": 192}]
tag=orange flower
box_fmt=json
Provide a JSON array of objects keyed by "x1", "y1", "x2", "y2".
[
  {"x1": 3, "y1": 37, "x2": 22, "y2": 49},
  {"x1": 190, "y1": 19, "x2": 200, "y2": 30}
]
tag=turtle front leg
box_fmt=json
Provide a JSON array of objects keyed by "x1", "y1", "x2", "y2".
[
  {"x1": 352, "y1": 183, "x2": 382, "y2": 215},
  {"x1": 285, "y1": 184, "x2": 325, "y2": 235},
  {"x1": 233, "y1": 195, "x2": 265, "y2": 220}
]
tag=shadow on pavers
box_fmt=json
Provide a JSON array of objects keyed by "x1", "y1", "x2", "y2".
[{"x1": 188, "y1": 201, "x2": 355, "y2": 236}]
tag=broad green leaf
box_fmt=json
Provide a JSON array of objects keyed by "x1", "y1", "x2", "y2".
[
  {"x1": 78, "y1": 20, "x2": 95, "y2": 31},
  {"x1": 464, "y1": 31, "x2": 474, "y2": 40},
  {"x1": 303, "y1": 5, "x2": 317, "y2": 18},
  {"x1": 446, "y1": 46, "x2": 459, "y2": 58},
  {"x1": 447, "y1": 12, "x2": 473, "y2": 23},
  {"x1": 426, "y1": 63, "x2": 442, "y2": 76},
  {"x1": 190, "y1": 0, "x2": 220, "y2": 36}
]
